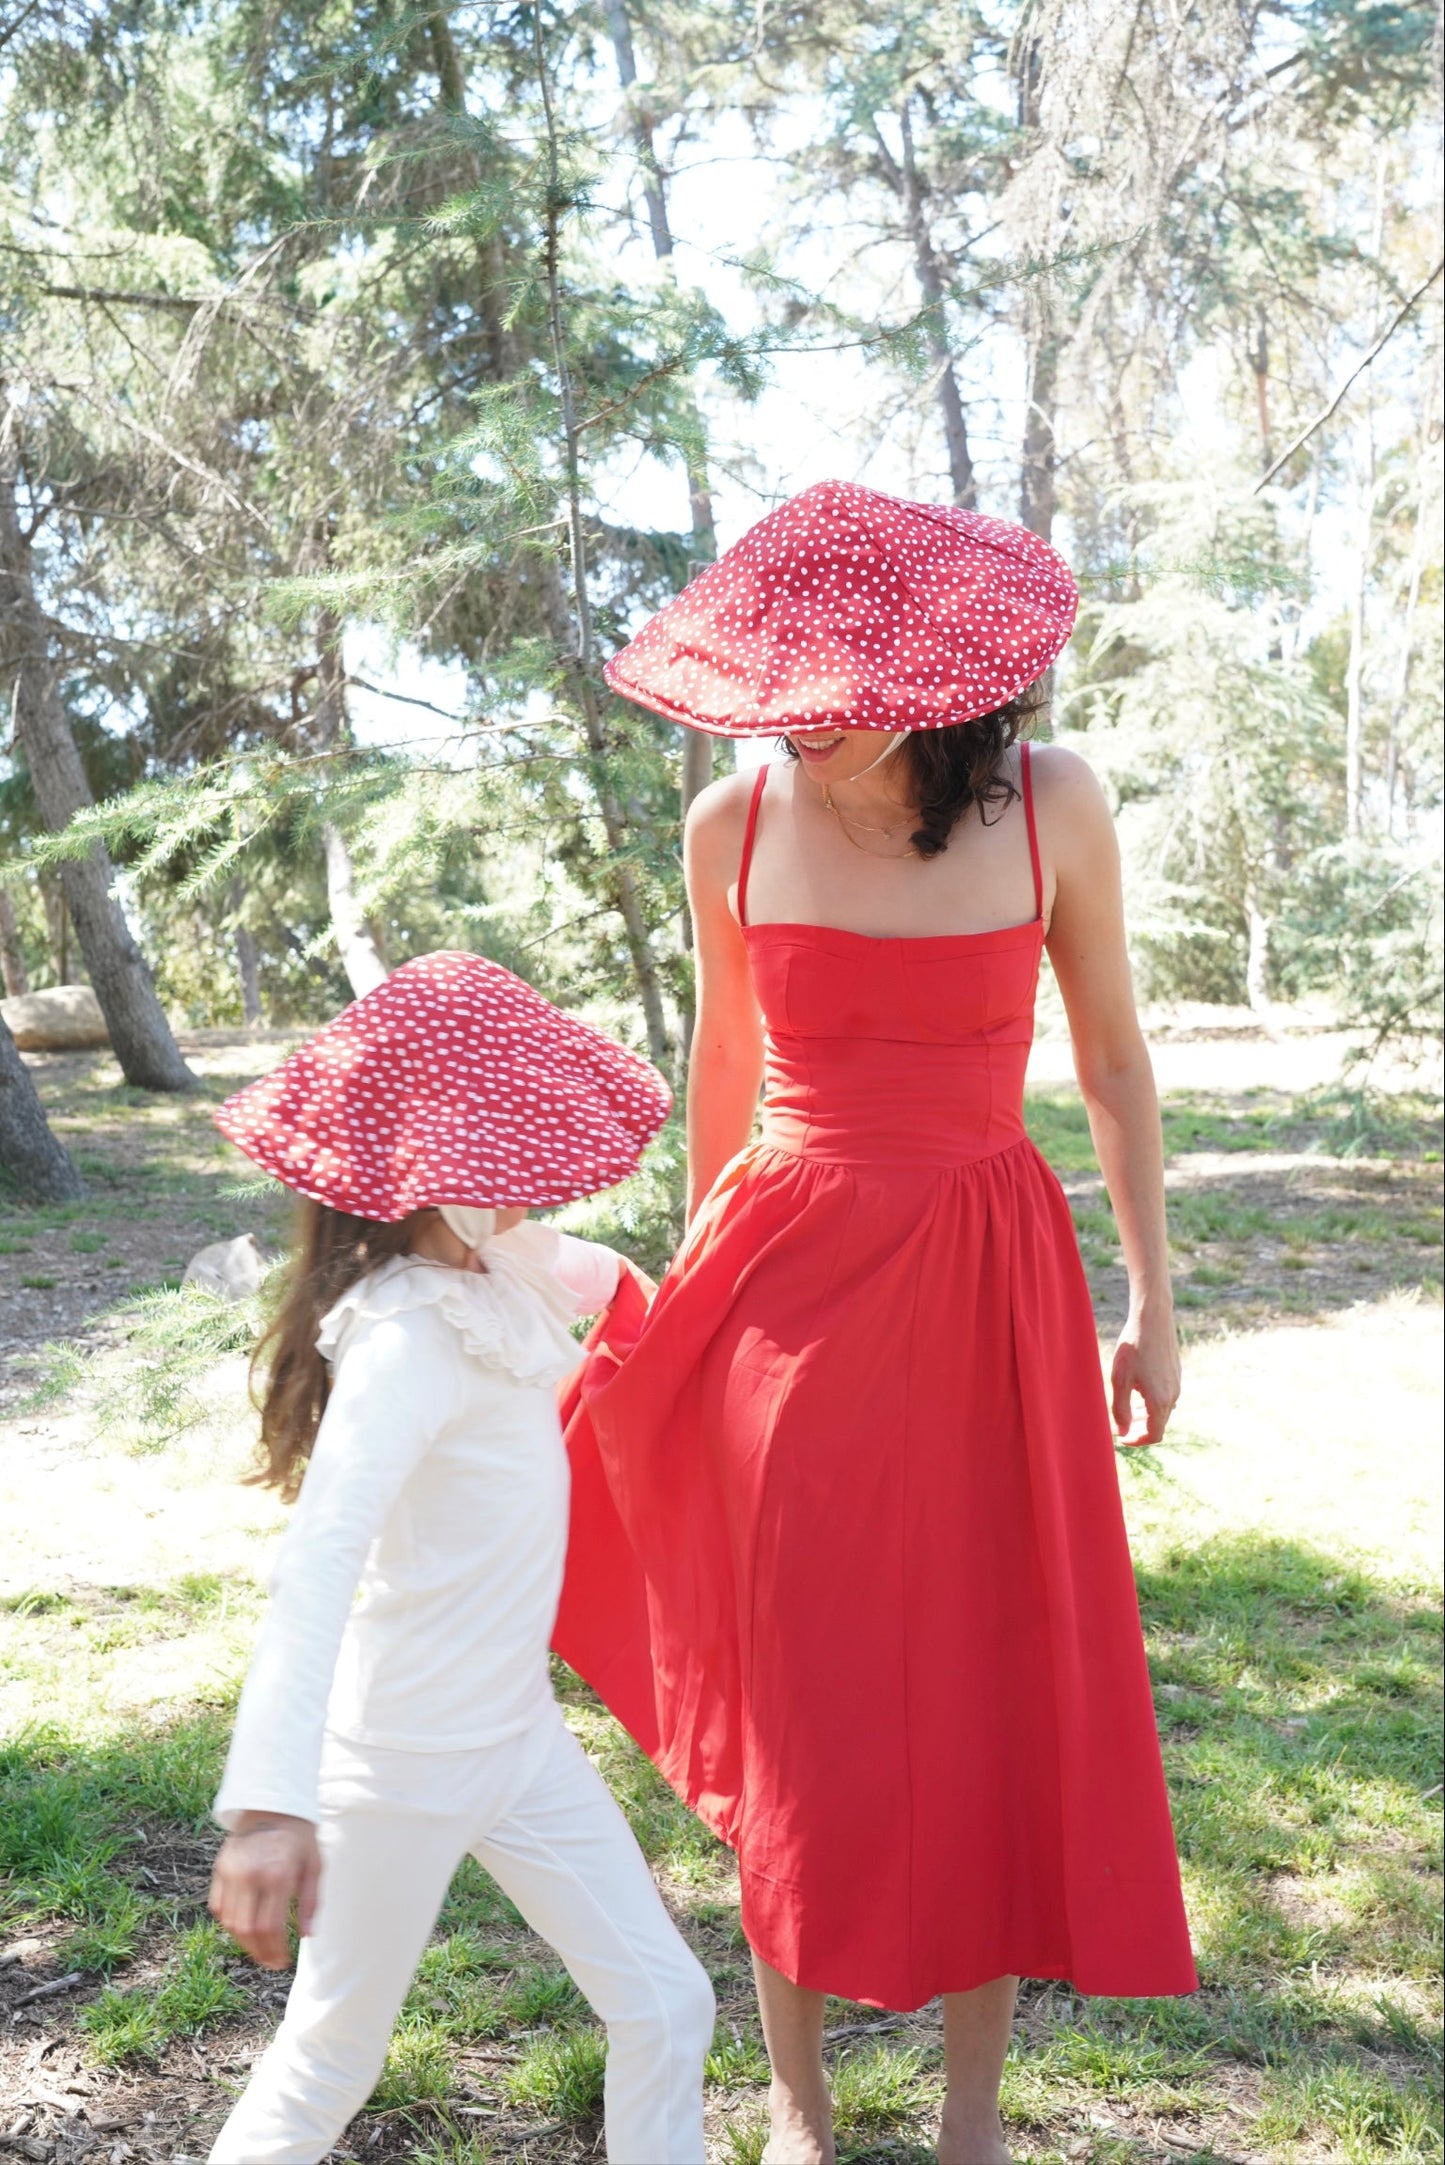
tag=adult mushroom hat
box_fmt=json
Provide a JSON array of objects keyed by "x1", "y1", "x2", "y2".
[
  {"x1": 603, "y1": 478, "x2": 1079, "y2": 736},
  {"x1": 214, "y1": 951, "x2": 671, "y2": 1218}
]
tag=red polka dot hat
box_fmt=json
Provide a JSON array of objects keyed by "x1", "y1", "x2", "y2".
[
  {"x1": 214, "y1": 952, "x2": 672, "y2": 1218},
  {"x1": 604, "y1": 479, "x2": 1078, "y2": 735}
]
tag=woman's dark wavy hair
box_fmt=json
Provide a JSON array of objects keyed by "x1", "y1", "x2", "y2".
[{"x1": 783, "y1": 679, "x2": 1046, "y2": 859}]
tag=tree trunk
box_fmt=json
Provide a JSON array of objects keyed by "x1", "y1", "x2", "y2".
[
  {"x1": 312, "y1": 614, "x2": 388, "y2": 999},
  {"x1": 1344, "y1": 477, "x2": 1369, "y2": 841},
  {"x1": 680, "y1": 730, "x2": 713, "y2": 829},
  {"x1": 1385, "y1": 437, "x2": 1430, "y2": 830},
  {"x1": 322, "y1": 823, "x2": 388, "y2": 999},
  {"x1": 0, "y1": 445, "x2": 196, "y2": 1092},
  {"x1": 430, "y1": 14, "x2": 524, "y2": 386},
  {"x1": 1020, "y1": 306, "x2": 1058, "y2": 541},
  {"x1": 1244, "y1": 888, "x2": 1273, "y2": 1019},
  {"x1": 438, "y1": 7, "x2": 689, "y2": 1071},
  {"x1": 1019, "y1": 308, "x2": 1060, "y2": 731},
  {"x1": 235, "y1": 923, "x2": 263, "y2": 1026},
  {"x1": 1251, "y1": 308, "x2": 1271, "y2": 471},
  {"x1": 1345, "y1": 172, "x2": 1388, "y2": 842},
  {"x1": 535, "y1": 13, "x2": 673, "y2": 1069},
  {"x1": 608, "y1": 1, "x2": 716, "y2": 861},
  {"x1": 898, "y1": 101, "x2": 976, "y2": 508},
  {"x1": 230, "y1": 879, "x2": 263, "y2": 1025},
  {"x1": 0, "y1": 884, "x2": 30, "y2": 996},
  {"x1": 675, "y1": 726, "x2": 714, "y2": 1064},
  {"x1": 1016, "y1": 40, "x2": 1058, "y2": 546},
  {"x1": 1, "y1": 1009, "x2": 86, "y2": 1202},
  {"x1": 605, "y1": 0, "x2": 673, "y2": 262}
]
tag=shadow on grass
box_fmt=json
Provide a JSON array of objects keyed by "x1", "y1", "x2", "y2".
[
  {"x1": 1139, "y1": 1532, "x2": 1440, "y2": 1990},
  {"x1": 1007, "y1": 1531, "x2": 1445, "y2": 2161}
]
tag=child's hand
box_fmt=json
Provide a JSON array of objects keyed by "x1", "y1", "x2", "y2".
[{"x1": 209, "y1": 1813, "x2": 322, "y2": 1970}]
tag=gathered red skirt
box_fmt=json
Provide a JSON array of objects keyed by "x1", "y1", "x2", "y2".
[{"x1": 554, "y1": 1133, "x2": 1197, "y2": 2010}]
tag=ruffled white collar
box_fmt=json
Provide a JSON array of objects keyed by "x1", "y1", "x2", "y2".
[{"x1": 316, "y1": 1222, "x2": 583, "y2": 1389}]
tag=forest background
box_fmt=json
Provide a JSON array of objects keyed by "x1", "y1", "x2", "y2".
[{"x1": 0, "y1": 0, "x2": 1441, "y2": 1124}]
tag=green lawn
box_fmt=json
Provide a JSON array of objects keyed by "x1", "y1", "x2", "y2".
[{"x1": 1, "y1": 1046, "x2": 1440, "y2": 2162}]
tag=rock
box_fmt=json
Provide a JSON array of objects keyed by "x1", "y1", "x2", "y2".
[
  {"x1": 182, "y1": 1234, "x2": 267, "y2": 1300},
  {"x1": 1, "y1": 985, "x2": 109, "y2": 1052}
]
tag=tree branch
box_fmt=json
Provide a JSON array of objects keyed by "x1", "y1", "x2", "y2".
[
  {"x1": 0, "y1": 0, "x2": 44, "y2": 57},
  {"x1": 40, "y1": 284, "x2": 206, "y2": 313},
  {"x1": 1255, "y1": 260, "x2": 1444, "y2": 492}
]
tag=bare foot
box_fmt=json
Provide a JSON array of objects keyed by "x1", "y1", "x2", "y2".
[
  {"x1": 936, "y1": 2109, "x2": 1012, "y2": 2165},
  {"x1": 761, "y1": 2081, "x2": 836, "y2": 2165}
]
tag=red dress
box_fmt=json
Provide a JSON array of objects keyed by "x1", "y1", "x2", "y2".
[{"x1": 555, "y1": 747, "x2": 1197, "y2": 2009}]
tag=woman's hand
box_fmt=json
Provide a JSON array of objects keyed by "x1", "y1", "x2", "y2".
[
  {"x1": 1110, "y1": 1306, "x2": 1181, "y2": 1446},
  {"x1": 209, "y1": 1813, "x2": 322, "y2": 1969}
]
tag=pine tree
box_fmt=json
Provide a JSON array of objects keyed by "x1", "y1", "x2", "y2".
[{"x1": 0, "y1": 1009, "x2": 87, "y2": 1202}]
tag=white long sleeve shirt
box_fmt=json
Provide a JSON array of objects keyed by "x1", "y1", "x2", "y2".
[{"x1": 214, "y1": 1222, "x2": 621, "y2": 1828}]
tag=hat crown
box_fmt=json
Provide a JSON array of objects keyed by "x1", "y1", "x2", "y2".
[{"x1": 605, "y1": 479, "x2": 1078, "y2": 736}]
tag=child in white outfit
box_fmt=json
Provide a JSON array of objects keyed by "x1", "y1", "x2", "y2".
[{"x1": 205, "y1": 954, "x2": 712, "y2": 2165}]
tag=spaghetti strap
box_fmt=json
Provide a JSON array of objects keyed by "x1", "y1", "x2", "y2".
[
  {"x1": 1020, "y1": 743, "x2": 1044, "y2": 923},
  {"x1": 736, "y1": 765, "x2": 769, "y2": 927}
]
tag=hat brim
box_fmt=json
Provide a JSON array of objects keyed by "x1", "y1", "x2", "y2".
[
  {"x1": 213, "y1": 952, "x2": 672, "y2": 1222},
  {"x1": 603, "y1": 653, "x2": 1060, "y2": 736}
]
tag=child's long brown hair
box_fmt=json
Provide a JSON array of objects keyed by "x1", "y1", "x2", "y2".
[{"x1": 251, "y1": 1200, "x2": 415, "y2": 1500}]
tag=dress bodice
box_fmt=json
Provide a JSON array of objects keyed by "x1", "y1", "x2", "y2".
[{"x1": 738, "y1": 752, "x2": 1045, "y2": 1167}]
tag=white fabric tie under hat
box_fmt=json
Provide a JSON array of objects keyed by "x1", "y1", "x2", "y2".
[{"x1": 439, "y1": 1206, "x2": 496, "y2": 1253}]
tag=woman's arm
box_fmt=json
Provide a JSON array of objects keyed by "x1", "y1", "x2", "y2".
[
  {"x1": 1034, "y1": 747, "x2": 1180, "y2": 1446},
  {"x1": 684, "y1": 775, "x2": 766, "y2": 1220}
]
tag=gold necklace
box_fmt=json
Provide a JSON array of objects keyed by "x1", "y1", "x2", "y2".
[
  {"x1": 793, "y1": 731, "x2": 919, "y2": 857},
  {"x1": 820, "y1": 787, "x2": 919, "y2": 857}
]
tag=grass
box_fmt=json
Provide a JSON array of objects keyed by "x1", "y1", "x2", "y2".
[
  {"x1": 706, "y1": 2033, "x2": 772, "y2": 2084},
  {"x1": 1023, "y1": 1083, "x2": 1443, "y2": 1351},
  {"x1": 1256, "y1": 2056, "x2": 1441, "y2": 2163},
  {"x1": 831, "y1": 2043, "x2": 935, "y2": 2140},
  {"x1": 2, "y1": 1046, "x2": 1440, "y2": 2161},
  {"x1": 504, "y1": 2029, "x2": 608, "y2": 2118},
  {"x1": 369, "y1": 2017, "x2": 457, "y2": 2110},
  {"x1": 80, "y1": 1920, "x2": 247, "y2": 2065},
  {"x1": 0, "y1": 1709, "x2": 233, "y2": 1984},
  {"x1": 556, "y1": 1669, "x2": 727, "y2": 1887}
]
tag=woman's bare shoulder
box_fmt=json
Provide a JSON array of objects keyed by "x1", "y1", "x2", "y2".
[
  {"x1": 1026, "y1": 742, "x2": 1118, "y2": 876},
  {"x1": 684, "y1": 765, "x2": 766, "y2": 877},
  {"x1": 687, "y1": 765, "x2": 762, "y2": 829},
  {"x1": 1025, "y1": 740, "x2": 1106, "y2": 807}
]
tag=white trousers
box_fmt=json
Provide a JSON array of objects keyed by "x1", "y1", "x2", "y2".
[{"x1": 209, "y1": 1709, "x2": 713, "y2": 2164}]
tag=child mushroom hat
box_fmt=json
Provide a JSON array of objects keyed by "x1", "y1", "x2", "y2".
[
  {"x1": 214, "y1": 951, "x2": 672, "y2": 1219},
  {"x1": 604, "y1": 478, "x2": 1079, "y2": 736}
]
